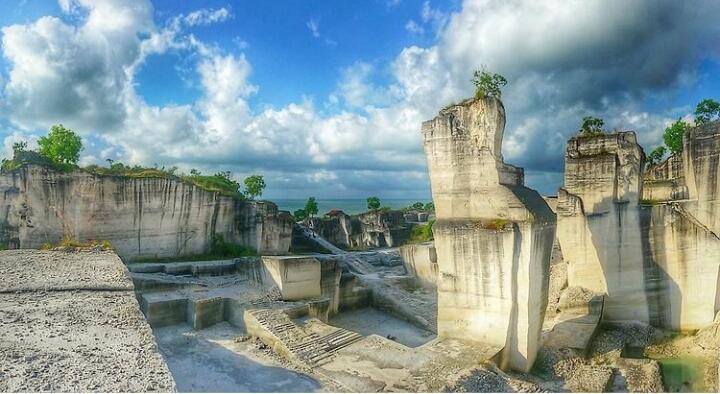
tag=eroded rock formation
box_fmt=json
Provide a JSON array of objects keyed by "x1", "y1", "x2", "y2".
[
  {"x1": 422, "y1": 97, "x2": 556, "y2": 372},
  {"x1": 307, "y1": 209, "x2": 411, "y2": 249},
  {"x1": 558, "y1": 126, "x2": 720, "y2": 331},
  {"x1": 0, "y1": 165, "x2": 294, "y2": 259},
  {"x1": 557, "y1": 132, "x2": 649, "y2": 323}
]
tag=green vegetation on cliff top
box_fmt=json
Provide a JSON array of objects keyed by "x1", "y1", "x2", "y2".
[{"x1": 1, "y1": 124, "x2": 267, "y2": 199}]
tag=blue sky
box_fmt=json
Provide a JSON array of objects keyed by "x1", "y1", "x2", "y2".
[
  {"x1": 0, "y1": 1, "x2": 718, "y2": 199},
  {"x1": 135, "y1": 0, "x2": 453, "y2": 109}
]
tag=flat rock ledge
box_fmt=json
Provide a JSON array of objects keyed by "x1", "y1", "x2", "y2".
[{"x1": 0, "y1": 249, "x2": 176, "y2": 392}]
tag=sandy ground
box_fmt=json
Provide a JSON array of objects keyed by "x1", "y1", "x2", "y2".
[
  {"x1": 154, "y1": 322, "x2": 324, "y2": 392},
  {"x1": 329, "y1": 307, "x2": 435, "y2": 347},
  {"x1": 0, "y1": 250, "x2": 175, "y2": 392}
]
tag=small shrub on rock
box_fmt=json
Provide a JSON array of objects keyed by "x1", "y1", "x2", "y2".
[
  {"x1": 578, "y1": 116, "x2": 604, "y2": 136},
  {"x1": 472, "y1": 69, "x2": 507, "y2": 100}
]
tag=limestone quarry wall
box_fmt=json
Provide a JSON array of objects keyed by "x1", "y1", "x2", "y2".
[
  {"x1": 558, "y1": 132, "x2": 650, "y2": 323},
  {"x1": 644, "y1": 155, "x2": 687, "y2": 201},
  {"x1": 683, "y1": 121, "x2": 720, "y2": 234},
  {"x1": 558, "y1": 128, "x2": 720, "y2": 330},
  {"x1": 399, "y1": 242, "x2": 438, "y2": 288},
  {"x1": 0, "y1": 165, "x2": 293, "y2": 259},
  {"x1": 642, "y1": 204, "x2": 720, "y2": 330},
  {"x1": 261, "y1": 256, "x2": 322, "y2": 301},
  {"x1": 422, "y1": 97, "x2": 556, "y2": 372}
]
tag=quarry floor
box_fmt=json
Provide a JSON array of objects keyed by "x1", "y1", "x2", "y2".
[
  {"x1": 154, "y1": 323, "x2": 322, "y2": 392},
  {"x1": 3, "y1": 248, "x2": 720, "y2": 392},
  {"x1": 327, "y1": 307, "x2": 436, "y2": 348}
]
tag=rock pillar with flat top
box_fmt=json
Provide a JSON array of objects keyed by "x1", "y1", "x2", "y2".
[{"x1": 421, "y1": 97, "x2": 556, "y2": 372}]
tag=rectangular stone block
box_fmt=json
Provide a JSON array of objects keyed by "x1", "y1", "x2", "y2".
[
  {"x1": 400, "y1": 242, "x2": 438, "y2": 288},
  {"x1": 187, "y1": 296, "x2": 225, "y2": 329},
  {"x1": 261, "y1": 256, "x2": 321, "y2": 301},
  {"x1": 141, "y1": 294, "x2": 188, "y2": 327}
]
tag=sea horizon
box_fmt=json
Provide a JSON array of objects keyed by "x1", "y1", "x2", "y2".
[{"x1": 271, "y1": 198, "x2": 431, "y2": 215}]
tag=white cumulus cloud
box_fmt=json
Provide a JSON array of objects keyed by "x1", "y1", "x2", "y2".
[{"x1": 1, "y1": 0, "x2": 719, "y2": 198}]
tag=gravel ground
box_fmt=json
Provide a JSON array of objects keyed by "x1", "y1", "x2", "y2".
[
  {"x1": 0, "y1": 249, "x2": 132, "y2": 292},
  {"x1": 0, "y1": 250, "x2": 175, "y2": 392}
]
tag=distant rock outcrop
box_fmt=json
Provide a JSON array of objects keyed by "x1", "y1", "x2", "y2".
[
  {"x1": 306, "y1": 209, "x2": 411, "y2": 249},
  {"x1": 0, "y1": 165, "x2": 294, "y2": 259},
  {"x1": 422, "y1": 97, "x2": 556, "y2": 372}
]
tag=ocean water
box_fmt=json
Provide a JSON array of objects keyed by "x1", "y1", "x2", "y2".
[{"x1": 272, "y1": 199, "x2": 431, "y2": 215}]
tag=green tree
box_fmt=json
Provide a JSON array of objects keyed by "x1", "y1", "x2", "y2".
[
  {"x1": 694, "y1": 99, "x2": 720, "y2": 125},
  {"x1": 293, "y1": 209, "x2": 307, "y2": 221},
  {"x1": 243, "y1": 175, "x2": 266, "y2": 200},
  {"x1": 216, "y1": 170, "x2": 232, "y2": 181},
  {"x1": 412, "y1": 202, "x2": 424, "y2": 210},
  {"x1": 579, "y1": 116, "x2": 604, "y2": 136},
  {"x1": 12, "y1": 141, "x2": 27, "y2": 155},
  {"x1": 305, "y1": 197, "x2": 318, "y2": 218},
  {"x1": 472, "y1": 69, "x2": 507, "y2": 100},
  {"x1": 189, "y1": 168, "x2": 201, "y2": 176},
  {"x1": 663, "y1": 119, "x2": 688, "y2": 155},
  {"x1": 424, "y1": 201, "x2": 434, "y2": 212},
  {"x1": 367, "y1": 196, "x2": 381, "y2": 211},
  {"x1": 647, "y1": 146, "x2": 667, "y2": 166},
  {"x1": 38, "y1": 124, "x2": 83, "y2": 165}
]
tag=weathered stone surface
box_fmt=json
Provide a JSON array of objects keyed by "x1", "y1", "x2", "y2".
[
  {"x1": 261, "y1": 256, "x2": 322, "y2": 301},
  {"x1": 544, "y1": 287, "x2": 604, "y2": 353},
  {"x1": 641, "y1": 204, "x2": 720, "y2": 330},
  {"x1": 421, "y1": 97, "x2": 556, "y2": 372},
  {"x1": 399, "y1": 241, "x2": 438, "y2": 288},
  {"x1": 0, "y1": 165, "x2": 294, "y2": 259},
  {"x1": 0, "y1": 250, "x2": 175, "y2": 392},
  {"x1": 683, "y1": 120, "x2": 720, "y2": 233},
  {"x1": 558, "y1": 130, "x2": 720, "y2": 330},
  {"x1": 0, "y1": 249, "x2": 133, "y2": 292},
  {"x1": 307, "y1": 209, "x2": 411, "y2": 249},
  {"x1": 643, "y1": 154, "x2": 687, "y2": 201},
  {"x1": 558, "y1": 132, "x2": 650, "y2": 323}
]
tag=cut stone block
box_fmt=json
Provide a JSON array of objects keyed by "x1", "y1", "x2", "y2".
[
  {"x1": 187, "y1": 296, "x2": 225, "y2": 329},
  {"x1": 261, "y1": 256, "x2": 322, "y2": 301},
  {"x1": 141, "y1": 293, "x2": 188, "y2": 327},
  {"x1": 400, "y1": 241, "x2": 438, "y2": 288}
]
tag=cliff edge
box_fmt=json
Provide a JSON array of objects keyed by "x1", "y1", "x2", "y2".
[{"x1": 0, "y1": 165, "x2": 293, "y2": 259}]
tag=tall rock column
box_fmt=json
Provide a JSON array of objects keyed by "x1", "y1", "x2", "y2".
[
  {"x1": 421, "y1": 97, "x2": 556, "y2": 372},
  {"x1": 556, "y1": 132, "x2": 650, "y2": 324}
]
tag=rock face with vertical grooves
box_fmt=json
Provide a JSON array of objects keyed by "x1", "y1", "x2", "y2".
[
  {"x1": 557, "y1": 132, "x2": 650, "y2": 323},
  {"x1": 0, "y1": 165, "x2": 293, "y2": 259},
  {"x1": 421, "y1": 97, "x2": 556, "y2": 372},
  {"x1": 683, "y1": 120, "x2": 720, "y2": 233},
  {"x1": 558, "y1": 128, "x2": 720, "y2": 331}
]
